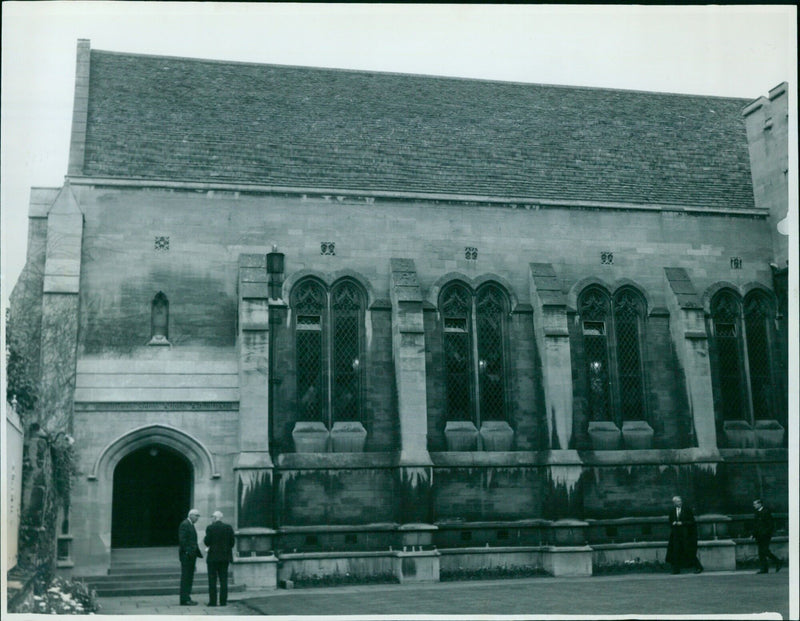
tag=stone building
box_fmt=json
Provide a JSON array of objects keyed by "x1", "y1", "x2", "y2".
[{"x1": 10, "y1": 40, "x2": 788, "y2": 585}]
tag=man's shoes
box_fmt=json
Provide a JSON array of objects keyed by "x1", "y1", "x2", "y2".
[
  {"x1": 671, "y1": 569, "x2": 680, "y2": 574},
  {"x1": 694, "y1": 567, "x2": 703, "y2": 574},
  {"x1": 207, "y1": 602, "x2": 217, "y2": 607},
  {"x1": 775, "y1": 560, "x2": 783, "y2": 573},
  {"x1": 180, "y1": 600, "x2": 198, "y2": 606},
  {"x1": 220, "y1": 603, "x2": 227, "y2": 607},
  {"x1": 756, "y1": 569, "x2": 768, "y2": 574}
]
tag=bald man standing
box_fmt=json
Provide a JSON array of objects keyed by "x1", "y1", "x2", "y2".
[{"x1": 204, "y1": 510, "x2": 235, "y2": 606}]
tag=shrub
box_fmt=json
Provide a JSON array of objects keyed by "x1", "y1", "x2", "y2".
[{"x1": 11, "y1": 576, "x2": 100, "y2": 615}]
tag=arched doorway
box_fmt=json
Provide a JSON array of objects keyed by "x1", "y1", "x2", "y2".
[{"x1": 111, "y1": 445, "x2": 192, "y2": 548}]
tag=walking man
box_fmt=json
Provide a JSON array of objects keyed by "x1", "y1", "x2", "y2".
[
  {"x1": 204, "y1": 510, "x2": 236, "y2": 606},
  {"x1": 178, "y1": 509, "x2": 202, "y2": 606},
  {"x1": 752, "y1": 498, "x2": 783, "y2": 573},
  {"x1": 665, "y1": 496, "x2": 703, "y2": 574}
]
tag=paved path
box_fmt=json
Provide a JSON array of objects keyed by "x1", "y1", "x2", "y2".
[{"x1": 97, "y1": 570, "x2": 790, "y2": 618}]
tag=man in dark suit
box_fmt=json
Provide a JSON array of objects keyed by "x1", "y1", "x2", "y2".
[
  {"x1": 665, "y1": 496, "x2": 703, "y2": 574},
  {"x1": 178, "y1": 508, "x2": 202, "y2": 606},
  {"x1": 204, "y1": 510, "x2": 236, "y2": 606},
  {"x1": 752, "y1": 498, "x2": 783, "y2": 574}
]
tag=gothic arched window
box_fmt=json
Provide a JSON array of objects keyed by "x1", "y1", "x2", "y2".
[
  {"x1": 291, "y1": 278, "x2": 365, "y2": 427},
  {"x1": 710, "y1": 290, "x2": 747, "y2": 421},
  {"x1": 743, "y1": 292, "x2": 777, "y2": 421},
  {"x1": 149, "y1": 292, "x2": 169, "y2": 345},
  {"x1": 578, "y1": 287, "x2": 612, "y2": 422},
  {"x1": 440, "y1": 282, "x2": 509, "y2": 424},
  {"x1": 578, "y1": 286, "x2": 648, "y2": 425},
  {"x1": 613, "y1": 288, "x2": 647, "y2": 421}
]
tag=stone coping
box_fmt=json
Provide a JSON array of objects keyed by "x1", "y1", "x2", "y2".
[
  {"x1": 431, "y1": 448, "x2": 788, "y2": 467},
  {"x1": 398, "y1": 523, "x2": 438, "y2": 532},
  {"x1": 234, "y1": 554, "x2": 278, "y2": 563},
  {"x1": 439, "y1": 546, "x2": 547, "y2": 555},
  {"x1": 591, "y1": 539, "x2": 735, "y2": 551},
  {"x1": 279, "y1": 523, "x2": 398, "y2": 534},
  {"x1": 278, "y1": 550, "x2": 402, "y2": 560},
  {"x1": 236, "y1": 527, "x2": 277, "y2": 535},
  {"x1": 584, "y1": 516, "x2": 671, "y2": 525},
  {"x1": 436, "y1": 519, "x2": 551, "y2": 529},
  {"x1": 276, "y1": 452, "x2": 396, "y2": 469},
  {"x1": 717, "y1": 448, "x2": 788, "y2": 462},
  {"x1": 264, "y1": 449, "x2": 788, "y2": 470}
]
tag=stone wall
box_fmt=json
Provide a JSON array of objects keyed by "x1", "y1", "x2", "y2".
[{"x1": 16, "y1": 182, "x2": 787, "y2": 575}]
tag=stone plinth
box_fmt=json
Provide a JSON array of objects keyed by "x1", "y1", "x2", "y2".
[
  {"x1": 236, "y1": 527, "x2": 276, "y2": 558},
  {"x1": 330, "y1": 421, "x2": 367, "y2": 452},
  {"x1": 233, "y1": 555, "x2": 278, "y2": 590},
  {"x1": 723, "y1": 420, "x2": 755, "y2": 448},
  {"x1": 398, "y1": 523, "x2": 437, "y2": 549},
  {"x1": 542, "y1": 546, "x2": 593, "y2": 577},
  {"x1": 444, "y1": 421, "x2": 479, "y2": 451},
  {"x1": 292, "y1": 421, "x2": 330, "y2": 453},
  {"x1": 550, "y1": 519, "x2": 589, "y2": 546},
  {"x1": 479, "y1": 421, "x2": 514, "y2": 451},
  {"x1": 697, "y1": 540, "x2": 736, "y2": 571},
  {"x1": 621, "y1": 420, "x2": 654, "y2": 450},
  {"x1": 393, "y1": 549, "x2": 440, "y2": 583},
  {"x1": 754, "y1": 420, "x2": 784, "y2": 448},
  {"x1": 588, "y1": 421, "x2": 622, "y2": 450}
]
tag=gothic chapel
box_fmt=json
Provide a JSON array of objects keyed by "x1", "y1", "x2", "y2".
[{"x1": 10, "y1": 40, "x2": 788, "y2": 585}]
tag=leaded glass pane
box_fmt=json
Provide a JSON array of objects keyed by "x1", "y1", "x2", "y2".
[
  {"x1": 332, "y1": 281, "x2": 362, "y2": 422},
  {"x1": 442, "y1": 285, "x2": 472, "y2": 421},
  {"x1": 585, "y1": 333, "x2": 611, "y2": 421},
  {"x1": 712, "y1": 293, "x2": 745, "y2": 421},
  {"x1": 444, "y1": 332, "x2": 471, "y2": 420},
  {"x1": 745, "y1": 294, "x2": 774, "y2": 420},
  {"x1": 292, "y1": 281, "x2": 325, "y2": 422},
  {"x1": 614, "y1": 291, "x2": 644, "y2": 421},
  {"x1": 580, "y1": 290, "x2": 611, "y2": 421},
  {"x1": 477, "y1": 286, "x2": 506, "y2": 421}
]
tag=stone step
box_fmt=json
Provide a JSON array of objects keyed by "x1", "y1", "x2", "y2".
[
  {"x1": 80, "y1": 573, "x2": 242, "y2": 598},
  {"x1": 91, "y1": 583, "x2": 245, "y2": 598},
  {"x1": 107, "y1": 566, "x2": 180, "y2": 576}
]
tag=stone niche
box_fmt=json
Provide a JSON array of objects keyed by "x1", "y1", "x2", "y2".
[
  {"x1": 330, "y1": 421, "x2": 368, "y2": 453},
  {"x1": 479, "y1": 421, "x2": 514, "y2": 451},
  {"x1": 722, "y1": 420, "x2": 755, "y2": 448},
  {"x1": 292, "y1": 421, "x2": 330, "y2": 453},
  {"x1": 754, "y1": 419, "x2": 785, "y2": 448},
  {"x1": 621, "y1": 420, "x2": 654, "y2": 450},
  {"x1": 587, "y1": 421, "x2": 622, "y2": 450},
  {"x1": 444, "y1": 421, "x2": 479, "y2": 451}
]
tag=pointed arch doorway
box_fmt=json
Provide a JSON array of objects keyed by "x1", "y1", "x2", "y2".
[{"x1": 111, "y1": 444, "x2": 192, "y2": 548}]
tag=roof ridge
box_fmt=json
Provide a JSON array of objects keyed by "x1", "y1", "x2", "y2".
[{"x1": 89, "y1": 47, "x2": 750, "y2": 101}]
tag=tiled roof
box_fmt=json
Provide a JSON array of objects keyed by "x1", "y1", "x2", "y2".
[{"x1": 81, "y1": 49, "x2": 755, "y2": 209}]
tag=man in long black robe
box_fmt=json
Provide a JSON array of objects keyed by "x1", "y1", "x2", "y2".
[{"x1": 665, "y1": 496, "x2": 703, "y2": 574}]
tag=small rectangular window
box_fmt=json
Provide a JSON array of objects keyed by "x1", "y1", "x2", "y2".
[
  {"x1": 297, "y1": 315, "x2": 321, "y2": 330},
  {"x1": 444, "y1": 317, "x2": 468, "y2": 332},
  {"x1": 716, "y1": 323, "x2": 736, "y2": 338},
  {"x1": 583, "y1": 321, "x2": 605, "y2": 336}
]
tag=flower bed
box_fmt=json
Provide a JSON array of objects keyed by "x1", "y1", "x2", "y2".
[
  {"x1": 593, "y1": 557, "x2": 669, "y2": 575},
  {"x1": 441, "y1": 564, "x2": 548, "y2": 582},
  {"x1": 289, "y1": 570, "x2": 398, "y2": 588}
]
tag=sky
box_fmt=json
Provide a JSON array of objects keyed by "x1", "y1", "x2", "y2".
[{"x1": 1, "y1": 2, "x2": 797, "y2": 315}]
